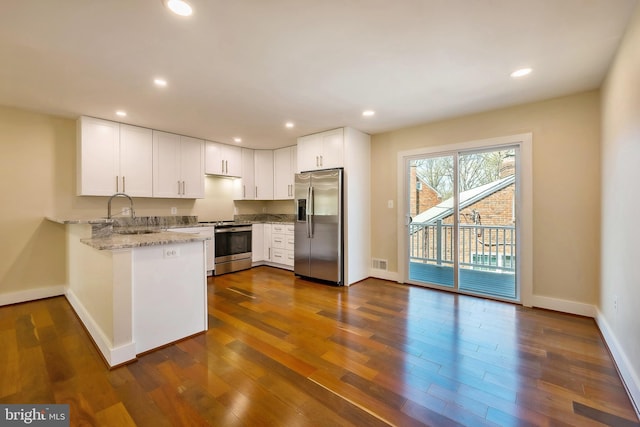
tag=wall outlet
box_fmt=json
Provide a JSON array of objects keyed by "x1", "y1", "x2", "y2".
[
  {"x1": 121, "y1": 207, "x2": 130, "y2": 215},
  {"x1": 164, "y1": 247, "x2": 180, "y2": 258},
  {"x1": 388, "y1": 200, "x2": 394, "y2": 208},
  {"x1": 171, "y1": 207, "x2": 177, "y2": 215},
  {"x1": 262, "y1": 207, "x2": 267, "y2": 213},
  {"x1": 613, "y1": 294, "x2": 618, "y2": 312}
]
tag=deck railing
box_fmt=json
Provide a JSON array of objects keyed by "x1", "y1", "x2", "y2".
[{"x1": 409, "y1": 220, "x2": 516, "y2": 274}]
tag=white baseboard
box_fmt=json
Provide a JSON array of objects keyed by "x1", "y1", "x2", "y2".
[
  {"x1": 65, "y1": 289, "x2": 136, "y2": 367},
  {"x1": 369, "y1": 269, "x2": 400, "y2": 282},
  {"x1": 596, "y1": 309, "x2": 640, "y2": 418},
  {"x1": 0, "y1": 285, "x2": 66, "y2": 307},
  {"x1": 531, "y1": 294, "x2": 596, "y2": 317}
]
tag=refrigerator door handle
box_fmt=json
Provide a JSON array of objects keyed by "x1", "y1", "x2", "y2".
[{"x1": 307, "y1": 186, "x2": 314, "y2": 238}]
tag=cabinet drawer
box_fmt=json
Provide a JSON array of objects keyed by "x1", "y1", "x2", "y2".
[
  {"x1": 272, "y1": 233, "x2": 286, "y2": 249},
  {"x1": 271, "y1": 223, "x2": 286, "y2": 233},
  {"x1": 285, "y1": 250, "x2": 294, "y2": 267},
  {"x1": 271, "y1": 248, "x2": 286, "y2": 264},
  {"x1": 285, "y1": 224, "x2": 294, "y2": 234},
  {"x1": 285, "y1": 235, "x2": 295, "y2": 251}
]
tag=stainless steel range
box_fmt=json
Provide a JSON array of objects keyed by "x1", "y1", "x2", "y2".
[{"x1": 200, "y1": 221, "x2": 252, "y2": 275}]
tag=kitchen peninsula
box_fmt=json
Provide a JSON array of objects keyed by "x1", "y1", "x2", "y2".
[{"x1": 49, "y1": 216, "x2": 209, "y2": 367}]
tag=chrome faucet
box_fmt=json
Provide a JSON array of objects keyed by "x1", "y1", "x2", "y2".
[{"x1": 107, "y1": 193, "x2": 135, "y2": 219}]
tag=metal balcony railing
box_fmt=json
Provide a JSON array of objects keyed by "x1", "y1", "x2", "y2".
[{"x1": 409, "y1": 220, "x2": 516, "y2": 274}]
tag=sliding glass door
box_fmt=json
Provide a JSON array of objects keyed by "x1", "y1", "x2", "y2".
[{"x1": 406, "y1": 145, "x2": 519, "y2": 301}]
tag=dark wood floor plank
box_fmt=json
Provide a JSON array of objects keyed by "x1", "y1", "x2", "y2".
[{"x1": 0, "y1": 269, "x2": 637, "y2": 426}]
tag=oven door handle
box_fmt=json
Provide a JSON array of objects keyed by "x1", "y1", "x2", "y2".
[{"x1": 215, "y1": 227, "x2": 252, "y2": 233}]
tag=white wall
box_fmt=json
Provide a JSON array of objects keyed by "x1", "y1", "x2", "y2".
[{"x1": 600, "y1": 4, "x2": 640, "y2": 414}]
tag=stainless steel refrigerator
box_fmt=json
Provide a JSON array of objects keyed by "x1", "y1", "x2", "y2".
[{"x1": 294, "y1": 168, "x2": 343, "y2": 285}]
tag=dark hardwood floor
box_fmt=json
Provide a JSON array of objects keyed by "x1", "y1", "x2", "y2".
[{"x1": 1, "y1": 266, "x2": 638, "y2": 426}]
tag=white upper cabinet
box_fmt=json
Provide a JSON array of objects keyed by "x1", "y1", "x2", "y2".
[
  {"x1": 254, "y1": 150, "x2": 274, "y2": 200},
  {"x1": 77, "y1": 116, "x2": 152, "y2": 196},
  {"x1": 153, "y1": 131, "x2": 204, "y2": 198},
  {"x1": 274, "y1": 145, "x2": 297, "y2": 200},
  {"x1": 297, "y1": 128, "x2": 344, "y2": 172},
  {"x1": 205, "y1": 141, "x2": 242, "y2": 177},
  {"x1": 236, "y1": 148, "x2": 255, "y2": 200},
  {"x1": 180, "y1": 136, "x2": 206, "y2": 198},
  {"x1": 119, "y1": 124, "x2": 153, "y2": 197}
]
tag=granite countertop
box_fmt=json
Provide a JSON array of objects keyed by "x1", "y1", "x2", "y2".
[
  {"x1": 47, "y1": 216, "x2": 114, "y2": 225},
  {"x1": 47, "y1": 214, "x2": 293, "y2": 250},
  {"x1": 80, "y1": 230, "x2": 209, "y2": 250}
]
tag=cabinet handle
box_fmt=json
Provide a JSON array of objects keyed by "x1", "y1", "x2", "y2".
[
  {"x1": 182, "y1": 181, "x2": 186, "y2": 195},
  {"x1": 221, "y1": 160, "x2": 225, "y2": 174},
  {"x1": 255, "y1": 186, "x2": 258, "y2": 198},
  {"x1": 116, "y1": 176, "x2": 119, "y2": 192},
  {"x1": 178, "y1": 180, "x2": 181, "y2": 195},
  {"x1": 225, "y1": 160, "x2": 229, "y2": 174},
  {"x1": 243, "y1": 185, "x2": 246, "y2": 198},
  {"x1": 320, "y1": 155, "x2": 323, "y2": 167},
  {"x1": 122, "y1": 176, "x2": 126, "y2": 193}
]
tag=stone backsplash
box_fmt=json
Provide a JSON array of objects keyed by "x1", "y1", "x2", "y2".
[{"x1": 235, "y1": 213, "x2": 295, "y2": 223}]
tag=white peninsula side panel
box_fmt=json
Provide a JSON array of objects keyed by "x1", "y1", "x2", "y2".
[
  {"x1": 133, "y1": 242, "x2": 207, "y2": 354},
  {"x1": 65, "y1": 224, "x2": 136, "y2": 366}
]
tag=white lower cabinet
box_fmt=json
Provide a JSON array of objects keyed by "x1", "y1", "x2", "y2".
[
  {"x1": 252, "y1": 223, "x2": 294, "y2": 270},
  {"x1": 252, "y1": 224, "x2": 264, "y2": 262},
  {"x1": 269, "y1": 223, "x2": 294, "y2": 268}
]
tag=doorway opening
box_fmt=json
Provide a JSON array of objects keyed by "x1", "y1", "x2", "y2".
[{"x1": 402, "y1": 138, "x2": 528, "y2": 303}]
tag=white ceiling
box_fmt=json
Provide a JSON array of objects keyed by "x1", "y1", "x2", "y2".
[{"x1": 0, "y1": 0, "x2": 637, "y2": 149}]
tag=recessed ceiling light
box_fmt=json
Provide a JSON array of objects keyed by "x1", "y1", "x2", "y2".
[
  {"x1": 285, "y1": 122, "x2": 294, "y2": 128},
  {"x1": 116, "y1": 111, "x2": 127, "y2": 117},
  {"x1": 154, "y1": 78, "x2": 167, "y2": 87},
  {"x1": 233, "y1": 137, "x2": 242, "y2": 143},
  {"x1": 362, "y1": 110, "x2": 375, "y2": 117},
  {"x1": 165, "y1": 0, "x2": 193, "y2": 16},
  {"x1": 510, "y1": 68, "x2": 532, "y2": 78}
]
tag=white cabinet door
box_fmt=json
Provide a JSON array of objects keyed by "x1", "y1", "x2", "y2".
[
  {"x1": 153, "y1": 131, "x2": 204, "y2": 198},
  {"x1": 319, "y1": 128, "x2": 344, "y2": 169},
  {"x1": 254, "y1": 150, "x2": 274, "y2": 200},
  {"x1": 77, "y1": 116, "x2": 120, "y2": 196},
  {"x1": 296, "y1": 134, "x2": 318, "y2": 173},
  {"x1": 205, "y1": 141, "x2": 242, "y2": 177},
  {"x1": 119, "y1": 124, "x2": 153, "y2": 197},
  {"x1": 153, "y1": 131, "x2": 182, "y2": 197},
  {"x1": 238, "y1": 148, "x2": 255, "y2": 200},
  {"x1": 225, "y1": 145, "x2": 242, "y2": 177},
  {"x1": 205, "y1": 141, "x2": 223, "y2": 175},
  {"x1": 180, "y1": 136, "x2": 205, "y2": 198},
  {"x1": 252, "y1": 223, "x2": 264, "y2": 262},
  {"x1": 274, "y1": 146, "x2": 296, "y2": 200},
  {"x1": 263, "y1": 224, "x2": 272, "y2": 261},
  {"x1": 296, "y1": 128, "x2": 343, "y2": 172}
]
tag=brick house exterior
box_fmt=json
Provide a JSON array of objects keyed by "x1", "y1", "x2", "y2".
[
  {"x1": 409, "y1": 171, "x2": 516, "y2": 268},
  {"x1": 409, "y1": 165, "x2": 441, "y2": 218}
]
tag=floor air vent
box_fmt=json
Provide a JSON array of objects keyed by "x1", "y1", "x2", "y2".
[{"x1": 372, "y1": 258, "x2": 388, "y2": 270}]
